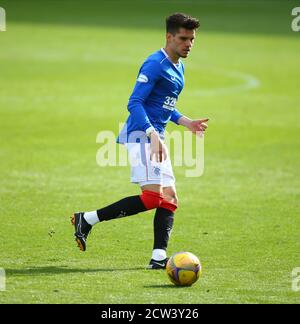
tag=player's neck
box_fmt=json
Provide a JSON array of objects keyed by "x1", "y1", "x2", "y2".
[{"x1": 163, "y1": 47, "x2": 180, "y2": 64}]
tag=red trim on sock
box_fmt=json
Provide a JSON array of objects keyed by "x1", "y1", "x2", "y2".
[
  {"x1": 160, "y1": 199, "x2": 177, "y2": 212},
  {"x1": 140, "y1": 190, "x2": 164, "y2": 210}
]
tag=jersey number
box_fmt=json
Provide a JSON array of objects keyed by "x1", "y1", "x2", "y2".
[{"x1": 164, "y1": 96, "x2": 177, "y2": 108}]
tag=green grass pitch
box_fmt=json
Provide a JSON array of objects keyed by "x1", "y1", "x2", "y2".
[{"x1": 0, "y1": 0, "x2": 299, "y2": 304}]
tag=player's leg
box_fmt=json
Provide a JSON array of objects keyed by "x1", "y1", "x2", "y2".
[
  {"x1": 157, "y1": 185, "x2": 178, "y2": 252},
  {"x1": 147, "y1": 185, "x2": 178, "y2": 269},
  {"x1": 72, "y1": 144, "x2": 164, "y2": 252},
  {"x1": 72, "y1": 188, "x2": 164, "y2": 251},
  {"x1": 147, "y1": 147, "x2": 177, "y2": 270}
]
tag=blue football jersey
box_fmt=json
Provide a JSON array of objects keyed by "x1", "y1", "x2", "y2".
[{"x1": 118, "y1": 48, "x2": 184, "y2": 143}]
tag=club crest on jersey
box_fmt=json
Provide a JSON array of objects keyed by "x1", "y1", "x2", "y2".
[
  {"x1": 137, "y1": 73, "x2": 148, "y2": 83},
  {"x1": 153, "y1": 166, "x2": 161, "y2": 176}
]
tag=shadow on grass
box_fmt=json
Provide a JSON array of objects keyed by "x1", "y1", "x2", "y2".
[
  {"x1": 5, "y1": 266, "x2": 145, "y2": 276},
  {"x1": 144, "y1": 284, "x2": 189, "y2": 289}
]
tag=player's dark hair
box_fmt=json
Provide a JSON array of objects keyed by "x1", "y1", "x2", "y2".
[{"x1": 166, "y1": 13, "x2": 200, "y2": 35}]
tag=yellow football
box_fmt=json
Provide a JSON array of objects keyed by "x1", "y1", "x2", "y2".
[{"x1": 166, "y1": 252, "x2": 202, "y2": 286}]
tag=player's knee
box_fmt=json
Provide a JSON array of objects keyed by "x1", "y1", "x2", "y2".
[
  {"x1": 160, "y1": 199, "x2": 178, "y2": 212},
  {"x1": 140, "y1": 190, "x2": 164, "y2": 210},
  {"x1": 161, "y1": 193, "x2": 178, "y2": 212},
  {"x1": 164, "y1": 192, "x2": 178, "y2": 206},
  {"x1": 172, "y1": 194, "x2": 179, "y2": 206}
]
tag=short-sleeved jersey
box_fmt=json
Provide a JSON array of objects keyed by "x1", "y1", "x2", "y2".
[{"x1": 118, "y1": 48, "x2": 184, "y2": 143}]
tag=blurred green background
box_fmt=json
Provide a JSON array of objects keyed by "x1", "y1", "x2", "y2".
[{"x1": 0, "y1": 0, "x2": 299, "y2": 304}]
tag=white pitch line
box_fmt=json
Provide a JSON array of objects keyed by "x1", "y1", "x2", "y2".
[{"x1": 187, "y1": 68, "x2": 261, "y2": 97}]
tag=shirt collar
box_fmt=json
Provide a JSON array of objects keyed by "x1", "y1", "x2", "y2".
[{"x1": 160, "y1": 48, "x2": 181, "y2": 67}]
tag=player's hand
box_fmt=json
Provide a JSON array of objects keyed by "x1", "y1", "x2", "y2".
[
  {"x1": 188, "y1": 118, "x2": 209, "y2": 136},
  {"x1": 150, "y1": 132, "x2": 168, "y2": 162}
]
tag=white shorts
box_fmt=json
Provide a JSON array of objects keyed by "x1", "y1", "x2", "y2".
[{"x1": 125, "y1": 143, "x2": 175, "y2": 188}]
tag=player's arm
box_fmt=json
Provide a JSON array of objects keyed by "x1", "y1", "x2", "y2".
[
  {"x1": 127, "y1": 60, "x2": 161, "y2": 134},
  {"x1": 128, "y1": 60, "x2": 167, "y2": 162},
  {"x1": 177, "y1": 115, "x2": 209, "y2": 135}
]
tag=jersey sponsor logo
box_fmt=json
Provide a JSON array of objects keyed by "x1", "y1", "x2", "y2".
[{"x1": 137, "y1": 73, "x2": 149, "y2": 83}]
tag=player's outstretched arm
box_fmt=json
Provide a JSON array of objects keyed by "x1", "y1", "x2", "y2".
[{"x1": 177, "y1": 116, "x2": 209, "y2": 135}]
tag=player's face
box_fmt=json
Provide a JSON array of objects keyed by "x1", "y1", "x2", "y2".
[{"x1": 168, "y1": 28, "x2": 196, "y2": 58}]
